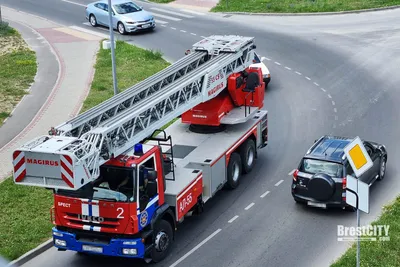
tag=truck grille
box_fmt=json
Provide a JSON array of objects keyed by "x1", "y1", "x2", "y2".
[{"x1": 64, "y1": 213, "x2": 120, "y2": 230}]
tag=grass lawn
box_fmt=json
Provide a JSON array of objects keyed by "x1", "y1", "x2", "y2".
[
  {"x1": 0, "y1": 22, "x2": 37, "y2": 126},
  {"x1": 211, "y1": 0, "x2": 400, "y2": 13},
  {"x1": 147, "y1": 0, "x2": 175, "y2": 3},
  {"x1": 0, "y1": 40, "x2": 170, "y2": 261},
  {"x1": 331, "y1": 195, "x2": 400, "y2": 267}
]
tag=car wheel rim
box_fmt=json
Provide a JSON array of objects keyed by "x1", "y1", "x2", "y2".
[
  {"x1": 247, "y1": 148, "x2": 254, "y2": 167},
  {"x1": 118, "y1": 24, "x2": 124, "y2": 33},
  {"x1": 155, "y1": 231, "x2": 169, "y2": 252},
  {"x1": 90, "y1": 16, "x2": 96, "y2": 25},
  {"x1": 232, "y1": 162, "x2": 239, "y2": 182},
  {"x1": 380, "y1": 161, "x2": 386, "y2": 177}
]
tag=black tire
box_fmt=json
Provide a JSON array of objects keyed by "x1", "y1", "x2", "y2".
[
  {"x1": 240, "y1": 139, "x2": 256, "y2": 174},
  {"x1": 151, "y1": 220, "x2": 173, "y2": 263},
  {"x1": 226, "y1": 152, "x2": 242, "y2": 189},
  {"x1": 89, "y1": 14, "x2": 97, "y2": 27},
  {"x1": 117, "y1": 22, "x2": 126, "y2": 35},
  {"x1": 377, "y1": 156, "x2": 387, "y2": 181},
  {"x1": 345, "y1": 205, "x2": 357, "y2": 212}
]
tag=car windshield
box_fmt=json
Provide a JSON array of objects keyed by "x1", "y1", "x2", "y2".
[
  {"x1": 113, "y1": 2, "x2": 142, "y2": 14},
  {"x1": 57, "y1": 166, "x2": 136, "y2": 202},
  {"x1": 253, "y1": 53, "x2": 261, "y2": 63},
  {"x1": 301, "y1": 158, "x2": 343, "y2": 177}
]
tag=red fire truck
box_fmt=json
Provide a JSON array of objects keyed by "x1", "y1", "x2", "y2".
[{"x1": 12, "y1": 35, "x2": 268, "y2": 263}]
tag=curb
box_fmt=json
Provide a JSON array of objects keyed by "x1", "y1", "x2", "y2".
[
  {"x1": 7, "y1": 239, "x2": 53, "y2": 267},
  {"x1": 219, "y1": 4, "x2": 400, "y2": 16}
]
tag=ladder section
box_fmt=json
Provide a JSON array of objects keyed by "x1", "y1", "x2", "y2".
[
  {"x1": 192, "y1": 35, "x2": 255, "y2": 56},
  {"x1": 62, "y1": 38, "x2": 255, "y2": 185},
  {"x1": 54, "y1": 51, "x2": 210, "y2": 138},
  {"x1": 14, "y1": 35, "x2": 257, "y2": 190}
]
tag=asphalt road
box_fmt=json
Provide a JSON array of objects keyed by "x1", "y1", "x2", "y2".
[{"x1": 2, "y1": 1, "x2": 400, "y2": 267}]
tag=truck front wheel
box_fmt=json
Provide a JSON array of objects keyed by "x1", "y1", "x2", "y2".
[
  {"x1": 226, "y1": 152, "x2": 242, "y2": 189},
  {"x1": 151, "y1": 219, "x2": 173, "y2": 262}
]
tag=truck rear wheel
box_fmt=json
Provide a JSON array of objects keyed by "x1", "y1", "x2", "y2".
[
  {"x1": 151, "y1": 219, "x2": 173, "y2": 262},
  {"x1": 240, "y1": 139, "x2": 256, "y2": 174},
  {"x1": 226, "y1": 152, "x2": 242, "y2": 189}
]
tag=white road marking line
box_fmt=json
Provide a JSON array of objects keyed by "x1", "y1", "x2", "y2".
[
  {"x1": 285, "y1": 66, "x2": 292, "y2": 70},
  {"x1": 190, "y1": 32, "x2": 197, "y2": 36},
  {"x1": 180, "y1": 9, "x2": 206, "y2": 16},
  {"x1": 275, "y1": 180, "x2": 284, "y2": 186},
  {"x1": 69, "y1": 26, "x2": 109, "y2": 39},
  {"x1": 305, "y1": 76, "x2": 311, "y2": 80},
  {"x1": 150, "y1": 7, "x2": 194, "y2": 18},
  {"x1": 327, "y1": 94, "x2": 332, "y2": 98},
  {"x1": 62, "y1": 0, "x2": 86, "y2": 7},
  {"x1": 180, "y1": 30, "x2": 187, "y2": 32},
  {"x1": 244, "y1": 203, "x2": 255, "y2": 210},
  {"x1": 320, "y1": 87, "x2": 326, "y2": 92},
  {"x1": 265, "y1": 57, "x2": 271, "y2": 60},
  {"x1": 161, "y1": 24, "x2": 166, "y2": 27},
  {"x1": 314, "y1": 82, "x2": 319, "y2": 86},
  {"x1": 288, "y1": 169, "x2": 296, "y2": 176},
  {"x1": 169, "y1": 229, "x2": 222, "y2": 267},
  {"x1": 171, "y1": 27, "x2": 176, "y2": 30},
  {"x1": 334, "y1": 108, "x2": 337, "y2": 113},
  {"x1": 228, "y1": 215, "x2": 239, "y2": 223},
  {"x1": 155, "y1": 19, "x2": 168, "y2": 24},
  {"x1": 295, "y1": 71, "x2": 302, "y2": 75},
  {"x1": 260, "y1": 191, "x2": 270, "y2": 198},
  {"x1": 332, "y1": 101, "x2": 335, "y2": 106},
  {"x1": 201, "y1": 36, "x2": 206, "y2": 38},
  {"x1": 151, "y1": 12, "x2": 182, "y2": 21},
  {"x1": 311, "y1": 108, "x2": 317, "y2": 111},
  {"x1": 274, "y1": 61, "x2": 281, "y2": 65}
]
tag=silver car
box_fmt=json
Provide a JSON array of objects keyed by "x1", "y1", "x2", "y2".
[{"x1": 85, "y1": 0, "x2": 156, "y2": 35}]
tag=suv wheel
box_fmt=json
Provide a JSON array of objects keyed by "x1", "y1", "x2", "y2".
[{"x1": 378, "y1": 157, "x2": 387, "y2": 180}]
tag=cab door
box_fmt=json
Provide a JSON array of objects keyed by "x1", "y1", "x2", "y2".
[{"x1": 136, "y1": 153, "x2": 160, "y2": 230}]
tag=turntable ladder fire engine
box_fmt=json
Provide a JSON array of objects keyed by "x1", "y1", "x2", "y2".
[{"x1": 12, "y1": 35, "x2": 259, "y2": 191}]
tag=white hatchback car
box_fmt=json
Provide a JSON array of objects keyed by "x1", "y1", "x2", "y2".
[{"x1": 250, "y1": 53, "x2": 271, "y2": 87}]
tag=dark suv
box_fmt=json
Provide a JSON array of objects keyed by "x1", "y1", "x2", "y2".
[{"x1": 291, "y1": 135, "x2": 387, "y2": 211}]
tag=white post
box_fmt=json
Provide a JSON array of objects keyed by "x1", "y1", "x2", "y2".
[
  {"x1": 356, "y1": 208, "x2": 360, "y2": 267},
  {"x1": 107, "y1": 0, "x2": 118, "y2": 95}
]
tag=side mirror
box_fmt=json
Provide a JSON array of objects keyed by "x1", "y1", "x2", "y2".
[{"x1": 147, "y1": 181, "x2": 158, "y2": 198}]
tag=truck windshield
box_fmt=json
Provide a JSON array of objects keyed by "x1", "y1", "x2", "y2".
[
  {"x1": 300, "y1": 159, "x2": 343, "y2": 177},
  {"x1": 57, "y1": 166, "x2": 136, "y2": 202}
]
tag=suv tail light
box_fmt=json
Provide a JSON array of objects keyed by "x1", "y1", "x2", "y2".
[
  {"x1": 342, "y1": 177, "x2": 347, "y2": 201},
  {"x1": 293, "y1": 169, "x2": 299, "y2": 181}
]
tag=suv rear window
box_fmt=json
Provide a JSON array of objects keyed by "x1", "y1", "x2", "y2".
[{"x1": 300, "y1": 158, "x2": 343, "y2": 177}]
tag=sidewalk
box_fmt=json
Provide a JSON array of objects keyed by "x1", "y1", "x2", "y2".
[
  {"x1": 166, "y1": 0, "x2": 219, "y2": 12},
  {"x1": 0, "y1": 6, "x2": 102, "y2": 181}
]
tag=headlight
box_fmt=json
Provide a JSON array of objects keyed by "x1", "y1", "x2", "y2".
[
  {"x1": 55, "y1": 239, "x2": 66, "y2": 247},
  {"x1": 122, "y1": 248, "x2": 137, "y2": 255},
  {"x1": 53, "y1": 232, "x2": 63, "y2": 237}
]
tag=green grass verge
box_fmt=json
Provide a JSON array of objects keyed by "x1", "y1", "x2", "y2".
[
  {"x1": 0, "y1": 40, "x2": 170, "y2": 261},
  {"x1": 0, "y1": 178, "x2": 53, "y2": 261},
  {"x1": 331, "y1": 196, "x2": 400, "y2": 267},
  {"x1": 147, "y1": 0, "x2": 175, "y2": 3},
  {"x1": 0, "y1": 22, "x2": 37, "y2": 126},
  {"x1": 81, "y1": 40, "x2": 169, "y2": 112},
  {"x1": 211, "y1": 0, "x2": 400, "y2": 13}
]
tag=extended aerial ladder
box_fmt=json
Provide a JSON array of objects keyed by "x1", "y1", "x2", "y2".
[{"x1": 12, "y1": 35, "x2": 260, "y2": 191}]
